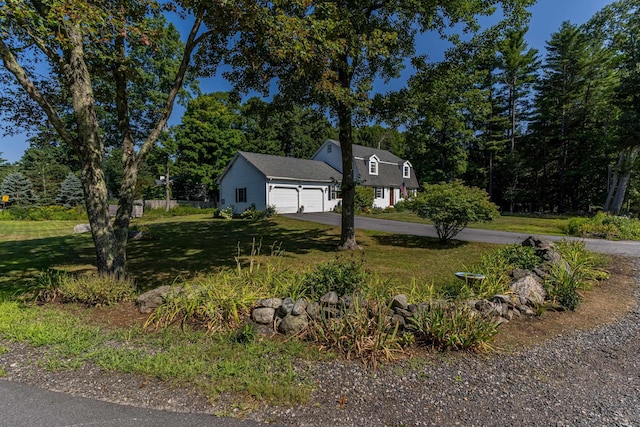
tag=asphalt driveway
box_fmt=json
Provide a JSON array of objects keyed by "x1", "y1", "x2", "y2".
[{"x1": 285, "y1": 212, "x2": 640, "y2": 257}]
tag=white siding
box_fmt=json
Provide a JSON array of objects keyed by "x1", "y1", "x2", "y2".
[
  {"x1": 219, "y1": 157, "x2": 266, "y2": 213},
  {"x1": 311, "y1": 140, "x2": 343, "y2": 173}
]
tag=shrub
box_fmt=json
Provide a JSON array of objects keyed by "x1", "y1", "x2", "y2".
[
  {"x1": 214, "y1": 206, "x2": 234, "y2": 220},
  {"x1": 410, "y1": 302, "x2": 500, "y2": 352},
  {"x1": 2, "y1": 205, "x2": 87, "y2": 221},
  {"x1": 143, "y1": 204, "x2": 214, "y2": 219},
  {"x1": 566, "y1": 212, "x2": 640, "y2": 240},
  {"x1": 410, "y1": 180, "x2": 499, "y2": 242},
  {"x1": 302, "y1": 257, "x2": 369, "y2": 300},
  {"x1": 354, "y1": 186, "x2": 374, "y2": 213}
]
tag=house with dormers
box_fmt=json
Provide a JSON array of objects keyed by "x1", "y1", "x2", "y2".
[
  {"x1": 217, "y1": 139, "x2": 418, "y2": 213},
  {"x1": 311, "y1": 139, "x2": 419, "y2": 209}
]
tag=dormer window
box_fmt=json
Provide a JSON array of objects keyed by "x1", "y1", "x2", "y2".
[
  {"x1": 403, "y1": 161, "x2": 412, "y2": 179},
  {"x1": 368, "y1": 155, "x2": 379, "y2": 176}
]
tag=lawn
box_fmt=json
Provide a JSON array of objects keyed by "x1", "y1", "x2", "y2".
[
  {"x1": 0, "y1": 215, "x2": 499, "y2": 294},
  {"x1": 364, "y1": 211, "x2": 570, "y2": 235}
]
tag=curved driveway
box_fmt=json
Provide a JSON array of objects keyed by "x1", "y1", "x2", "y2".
[{"x1": 285, "y1": 212, "x2": 640, "y2": 257}]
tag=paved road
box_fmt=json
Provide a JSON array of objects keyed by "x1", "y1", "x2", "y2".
[
  {"x1": 285, "y1": 212, "x2": 640, "y2": 257},
  {"x1": 0, "y1": 380, "x2": 269, "y2": 427}
]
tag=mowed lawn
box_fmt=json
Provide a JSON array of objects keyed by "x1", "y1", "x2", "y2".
[
  {"x1": 363, "y1": 211, "x2": 570, "y2": 235},
  {"x1": 0, "y1": 215, "x2": 500, "y2": 296}
]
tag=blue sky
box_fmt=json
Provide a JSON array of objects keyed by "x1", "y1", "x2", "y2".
[{"x1": 0, "y1": 0, "x2": 615, "y2": 163}]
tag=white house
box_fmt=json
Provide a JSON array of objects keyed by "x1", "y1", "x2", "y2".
[
  {"x1": 311, "y1": 139, "x2": 419, "y2": 209},
  {"x1": 217, "y1": 151, "x2": 342, "y2": 214}
]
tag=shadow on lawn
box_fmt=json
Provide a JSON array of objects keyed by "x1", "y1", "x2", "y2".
[
  {"x1": 371, "y1": 233, "x2": 469, "y2": 250},
  {"x1": 0, "y1": 234, "x2": 95, "y2": 297},
  {"x1": 128, "y1": 218, "x2": 340, "y2": 291}
]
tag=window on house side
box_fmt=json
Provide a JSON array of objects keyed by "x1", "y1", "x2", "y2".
[
  {"x1": 235, "y1": 188, "x2": 247, "y2": 203},
  {"x1": 374, "y1": 187, "x2": 383, "y2": 198},
  {"x1": 327, "y1": 144, "x2": 332, "y2": 153},
  {"x1": 329, "y1": 185, "x2": 342, "y2": 200}
]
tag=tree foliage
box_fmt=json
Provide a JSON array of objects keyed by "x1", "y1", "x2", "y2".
[
  {"x1": 1, "y1": 171, "x2": 35, "y2": 206},
  {"x1": 57, "y1": 173, "x2": 84, "y2": 208},
  {"x1": 0, "y1": 0, "x2": 238, "y2": 275},
  {"x1": 410, "y1": 181, "x2": 499, "y2": 242}
]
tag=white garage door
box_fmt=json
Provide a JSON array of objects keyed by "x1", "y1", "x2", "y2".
[
  {"x1": 270, "y1": 187, "x2": 299, "y2": 213},
  {"x1": 300, "y1": 188, "x2": 324, "y2": 213}
]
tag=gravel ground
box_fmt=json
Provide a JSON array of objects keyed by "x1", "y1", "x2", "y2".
[{"x1": 1, "y1": 259, "x2": 639, "y2": 426}]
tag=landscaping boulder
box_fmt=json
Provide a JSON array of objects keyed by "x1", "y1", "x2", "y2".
[
  {"x1": 256, "y1": 298, "x2": 283, "y2": 309},
  {"x1": 136, "y1": 285, "x2": 173, "y2": 313},
  {"x1": 292, "y1": 298, "x2": 308, "y2": 315},
  {"x1": 278, "y1": 313, "x2": 309, "y2": 335},
  {"x1": 389, "y1": 294, "x2": 409, "y2": 310},
  {"x1": 252, "y1": 307, "x2": 276, "y2": 325},
  {"x1": 73, "y1": 223, "x2": 91, "y2": 234},
  {"x1": 510, "y1": 274, "x2": 546, "y2": 306},
  {"x1": 320, "y1": 291, "x2": 339, "y2": 305}
]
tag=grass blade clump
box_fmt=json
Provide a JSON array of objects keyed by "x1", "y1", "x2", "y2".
[{"x1": 410, "y1": 302, "x2": 500, "y2": 352}]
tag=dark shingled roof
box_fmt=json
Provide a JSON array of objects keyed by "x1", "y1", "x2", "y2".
[
  {"x1": 239, "y1": 152, "x2": 341, "y2": 182},
  {"x1": 326, "y1": 140, "x2": 419, "y2": 189},
  {"x1": 327, "y1": 139, "x2": 404, "y2": 163}
]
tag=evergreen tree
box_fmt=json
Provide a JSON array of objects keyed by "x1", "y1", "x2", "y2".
[
  {"x1": 0, "y1": 172, "x2": 35, "y2": 206},
  {"x1": 57, "y1": 173, "x2": 85, "y2": 207}
]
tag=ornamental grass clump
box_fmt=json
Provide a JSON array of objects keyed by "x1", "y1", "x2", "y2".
[
  {"x1": 308, "y1": 297, "x2": 404, "y2": 368},
  {"x1": 31, "y1": 269, "x2": 135, "y2": 306},
  {"x1": 409, "y1": 302, "x2": 501, "y2": 352},
  {"x1": 544, "y1": 240, "x2": 608, "y2": 311}
]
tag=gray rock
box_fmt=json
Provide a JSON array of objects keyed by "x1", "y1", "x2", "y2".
[
  {"x1": 510, "y1": 275, "x2": 546, "y2": 305},
  {"x1": 389, "y1": 294, "x2": 409, "y2": 310},
  {"x1": 135, "y1": 285, "x2": 173, "y2": 314},
  {"x1": 256, "y1": 298, "x2": 283, "y2": 309},
  {"x1": 339, "y1": 295, "x2": 353, "y2": 308},
  {"x1": 73, "y1": 223, "x2": 91, "y2": 234},
  {"x1": 129, "y1": 230, "x2": 144, "y2": 241},
  {"x1": 475, "y1": 300, "x2": 494, "y2": 312},
  {"x1": 492, "y1": 294, "x2": 516, "y2": 307},
  {"x1": 511, "y1": 268, "x2": 530, "y2": 280},
  {"x1": 320, "y1": 291, "x2": 339, "y2": 305},
  {"x1": 277, "y1": 297, "x2": 294, "y2": 316},
  {"x1": 252, "y1": 307, "x2": 276, "y2": 324},
  {"x1": 394, "y1": 307, "x2": 413, "y2": 319},
  {"x1": 306, "y1": 302, "x2": 321, "y2": 320},
  {"x1": 277, "y1": 313, "x2": 309, "y2": 335},
  {"x1": 292, "y1": 298, "x2": 308, "y2": 316}
]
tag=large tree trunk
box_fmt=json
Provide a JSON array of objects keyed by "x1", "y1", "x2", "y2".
[
  {"x1": 337, "y1": 100, "x2": 360, "y2": 251},
  {"x1": 65, "y1": 27, "x2": 126, "y2": 276},
  {"x1": 607, "y1": 147, "x2": 639, "y2": 215}
]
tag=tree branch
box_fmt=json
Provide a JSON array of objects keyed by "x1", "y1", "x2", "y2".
[
  {"x1": 136, "y1": 12, "x2": 206, "y2": 166},
  {"x1": 0, "y1": 38, "x2": 76, "y2": 146}
]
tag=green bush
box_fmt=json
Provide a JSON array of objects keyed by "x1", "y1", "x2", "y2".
[
  {"x1": 566, "y1": 212, "x2": 640, "y2": 240},
  {"x1": 143, "y1": 204, "x2": 214, "y2": 219},
  {"x1": 410, "y1": 180, "x2": 499, "y2": 242},
  {"x1": 409, "y1": 302, "x2": 500, "y2": 351},
  {"x1": 1, "y1": 205, "x2": 87, "y2": 221},
  {"x1": 354, "y1": 186, "x2": 374, "y2": 213},
  {"x1": 302, "y1": 257, "x2": 369, "y2": 300}
]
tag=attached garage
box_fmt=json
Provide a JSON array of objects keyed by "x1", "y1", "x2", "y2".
[
  {"x1": 299, "y1": 188, "x2": 324, "y2": 213},
  {"x1": 217, "y1": 151, "x2": 342, "y2": 214},
  {"x1": 270, "y1": 187, "x2": 299, "y2": 213}
]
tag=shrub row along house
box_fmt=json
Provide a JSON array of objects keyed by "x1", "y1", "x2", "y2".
[{"x1": 217, "y1": 139, "x2": 419, "y2": 213}]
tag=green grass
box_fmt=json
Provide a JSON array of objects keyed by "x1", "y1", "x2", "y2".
[
  {"x1": 364, "y1": 211, "x2": 570, "y2": 235},
  {"x1": 0, "y1": 301, "x2": 314, "y2": 404}
]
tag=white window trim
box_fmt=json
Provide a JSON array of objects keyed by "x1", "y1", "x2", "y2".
[
  {"x1": 403, "y1": 161, "x2": 412, "y2": 179},
  {"x1": 369, "y1": 155, "x2": 379, "y2": 176}
]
